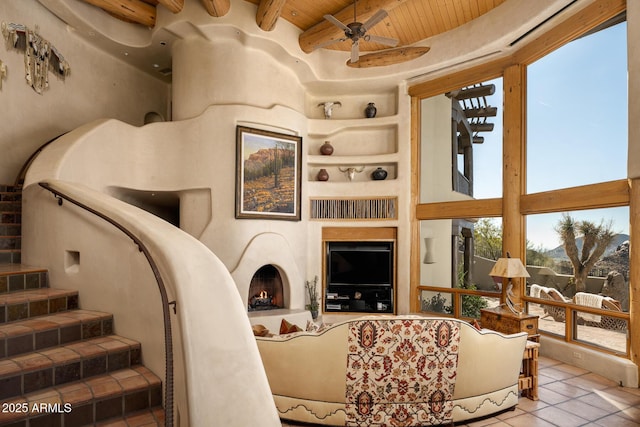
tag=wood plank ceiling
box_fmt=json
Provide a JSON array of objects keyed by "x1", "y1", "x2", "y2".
[{"x1": 77, "y1": 0, "x2": 506, "y2": 59}]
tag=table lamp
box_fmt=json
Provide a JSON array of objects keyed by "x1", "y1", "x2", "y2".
[{"x1": 489, "y1": 254, "x2": 530, "y2": 314}]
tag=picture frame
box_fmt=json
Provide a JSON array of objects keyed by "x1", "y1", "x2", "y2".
[{"x1": 235, "y1": 126, "x2": 302, "y2": 221}]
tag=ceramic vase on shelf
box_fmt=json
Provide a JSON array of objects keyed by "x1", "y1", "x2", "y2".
[
  {"x1": 371, "y1": 167, "x2": 388, "y2": 180},
  {"x1": 365, "y1": 102, "x2": 377, "y2": 118},
  {"x1": 320, "y1": 141, "x2": 334, "y2": 155},
  {"x1": 317, "y1": 168, "x2": 329, "y2": 181}
]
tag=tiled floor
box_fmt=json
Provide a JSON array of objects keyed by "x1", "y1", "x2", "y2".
[{"x1": 281, "y1": 355, "x2": 640, "y2": 426}]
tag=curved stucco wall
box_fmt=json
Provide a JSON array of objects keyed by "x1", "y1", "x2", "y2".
[
  {"x1": 171, "y1": 35, "x2": 306, "y2": 120},
  {"x1": 21, "y1": 181, "x2": 280, "y2": 425}
]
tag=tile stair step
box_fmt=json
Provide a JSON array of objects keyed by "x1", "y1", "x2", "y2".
[
  {"x1": 0, "y1": 213, "x2": 21, "y2": 224},
  {"x1": 0, "y1": 224, "x2": 21, "y2": 235},
  {"x1": 0, "y1": 309, "x2": 114, "y2": 359},
  {"x1": 0, "y1": 201, "x2": 21, "y2": 212},
  {"x1": 0, "y1": 185, "x2": 18, "y2": 192},
  {"x1": 0, "y1": 288, "x2": 79, "y2": 324},
  {"x1": 0, "y1": 265, "x2": 48, "y2": 295},
  {"x1": 97, "y1": 407, "x2": 165, "y2": 426},
  {"x1": 0, "y1": 194, "x2": 21, "y2": 203},
  {"x1": 0, "y1": 250, "x2": 21, "y2": 265},
  {"x1": 0, "y1": 334, "x2": 142, "y2": 401},
  {"x1": 0, "y1": 236, "x2": 21, "y2": 250},
  {"x1": 0, "y1": 365, "x2": 162, "y2": 426}
]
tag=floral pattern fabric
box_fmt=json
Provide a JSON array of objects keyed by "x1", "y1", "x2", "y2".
[{"x1": 345, "y1": 319, "x2": 460, "y2": 426}]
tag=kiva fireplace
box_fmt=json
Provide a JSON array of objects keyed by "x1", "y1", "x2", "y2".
[{"x1": 247, "y1": 264, "x2": 284, "y2": 311}]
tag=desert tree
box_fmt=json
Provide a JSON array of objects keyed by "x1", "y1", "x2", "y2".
[{"x1": 555, "y1": 214, "x2": 616, "y2": 292}]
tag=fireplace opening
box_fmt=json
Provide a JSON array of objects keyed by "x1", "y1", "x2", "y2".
[{"x1": 248, "y1": 264, "x2": 284, "y2": 311}]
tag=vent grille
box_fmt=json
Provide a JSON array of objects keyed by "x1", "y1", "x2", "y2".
[{"x1": 310, "y1": 197, "x2": 397, "y2": 220}]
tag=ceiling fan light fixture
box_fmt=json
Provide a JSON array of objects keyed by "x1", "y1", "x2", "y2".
[{"x1": 321, "y1": 2, "x2": 398, "y2": 64}]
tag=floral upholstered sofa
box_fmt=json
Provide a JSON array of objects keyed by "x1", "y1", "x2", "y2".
[{"x1": 255, "y1": 315, "x2": 528, "y2": 426}]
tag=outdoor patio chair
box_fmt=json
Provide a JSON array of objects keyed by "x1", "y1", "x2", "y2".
[
  {"x1": 574, "y1": 293, "x2": 627, "y2": 332},
  {"x1": 584, "y1": 297, "x2": 627, "y2": 332},
  {"x1": 538, "y1": 287, "x2": 570, "y2": 322},
  {"x1": 600, "y1": 298, "x2": 627, "y2": 331}
]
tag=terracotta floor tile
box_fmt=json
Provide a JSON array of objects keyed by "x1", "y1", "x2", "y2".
[
  {"x1": 592, "y1": 413, "x2": 640, "y2": 427},
  {"x1": 12, "y1": 352, "x2": 52, "y2": 371},
  {"x1": 555, "y1": 397, "x2": 612, "y2": 422},
  {"x1": 596, "y1": 386, "x2": 640, "y2": 407},
  {"x1": 110, "y1": 368, "x2": 139, "y2": 381},
  {"x1": 66, "y1": 341, "x2": 107, "y2": 358},
  {"x1": 551, "y1": 363, "x2": 590, "y2": 377},
  {"x1": 1, "y1": 324, "x2": 33, "y2": 337},
  {"x1": 0, "y1": 397, "x2": 28, "y2": 423},
  {"x1": 96, "y1": 338, "x2": 131, "y2": 352},
  {"x1": 18, "y1": 318, "x2": 59, "y2": 332},
  {"x1": 564, "y1": 373, "x2": 619, "y2": 392},
  {"x1": 0, "y1": 359, "x2": 21, "y2": 376},
  {"x1": 97, "y1": 420, "x2": 128, "y2": 427},
  {"x1": 58, "y1": 382, "x2": 94, "y2": 405},
  {"x1": 498, "y1": 413, "x2": 559, "y2": 427},
  {"x1": 25, "y1": 388, "x2": 62, "y2": 405},
  {"x1": 537, "y1": 386, "x2": 573, "y2": 406},
  {"x1": 37, "y1": 314, "x2": 78, "y2": 326},
  {"x1": 39, "y1": 347, "x2": 81, "y2": 364},
  {"x1": 542, "y1": 380, "x2": 592, "y2": 399},
  {"x1": 118, "y1": 374, "x2": 149, "y2": 392},
  {"x1": 87, "y1": 376, "x2": 123, "y2": 399}
]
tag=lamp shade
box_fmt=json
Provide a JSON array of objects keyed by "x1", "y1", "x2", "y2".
[{"x1": 489, "y1": 257, "x2": 530, "y2": 279}]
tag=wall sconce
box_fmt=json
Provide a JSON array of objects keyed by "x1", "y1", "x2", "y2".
[
  {"x1": 488, "y1": 254, "x2": 529, "y2": 314},
  {"x1": 423, "y1": 237, "x2": 436, "y2": 264}
]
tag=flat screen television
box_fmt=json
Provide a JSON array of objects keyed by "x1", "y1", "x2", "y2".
[{"x1": 327, "y1": 242, "x2": 393, "y2": 286}]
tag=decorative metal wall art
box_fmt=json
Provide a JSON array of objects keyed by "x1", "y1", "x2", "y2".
[{"x1": 2, "y1": 22, "x2": 70, "y2": 94}]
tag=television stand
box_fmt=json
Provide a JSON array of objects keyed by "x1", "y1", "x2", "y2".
[
  {"x1": 322, "y1": 227, "x2": 397, "y2": 314},
  {"x1": 325, "y1": 284, "x2": 393, "y2": 313}
]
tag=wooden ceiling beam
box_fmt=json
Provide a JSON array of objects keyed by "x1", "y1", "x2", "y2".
[
  {"x1": 157, "y1": 0, "x2": 183, "y2": 14},
  {"x1": 256, "y1": 0, "x2": 287, "y2": 32},
  {"x1": 299, "y1": 0, "x2": 410, "y2": 54},
  {"x1": 79, "y1": 0, "x2": 156, "y2": 27},
  {"x1": 200, "y1": 0, "x2": 230, "y2": 17}
]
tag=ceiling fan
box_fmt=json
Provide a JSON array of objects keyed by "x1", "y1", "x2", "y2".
[{"x1": 320, "y1": 1, "x2": 399, "y2": 64}]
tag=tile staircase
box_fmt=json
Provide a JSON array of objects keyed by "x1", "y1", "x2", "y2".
[{"x1": 0, "y1": 185, "x2": 165, "y2": 426}]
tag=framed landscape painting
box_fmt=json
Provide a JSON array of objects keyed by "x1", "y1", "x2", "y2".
[{"x1": 235, "y1": 126, "x2": 302, "y2": 221}]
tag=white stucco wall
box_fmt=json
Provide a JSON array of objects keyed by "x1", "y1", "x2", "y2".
[{"x1": 0, "y1": 0, "x2": 170, "y2": 184}]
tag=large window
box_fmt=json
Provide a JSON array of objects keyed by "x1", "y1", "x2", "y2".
[
  {"x1": 527, "y1": 21, "x2": 627, "y2": 193},
  {"x1": 524, "y1": 19, "x2": 628, "y2": 355},
  {"x1": 412, "y1": 4, "x2": 631, "y2": 359}
]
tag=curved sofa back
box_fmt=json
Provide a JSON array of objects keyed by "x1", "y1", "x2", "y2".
[{"x1": 256, "y1": 315, "x2": 528, "y2": 403}]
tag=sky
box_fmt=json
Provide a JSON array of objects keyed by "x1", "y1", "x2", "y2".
[{"x1": 470, "y1": 21, "x2": 628, "y2": 250}]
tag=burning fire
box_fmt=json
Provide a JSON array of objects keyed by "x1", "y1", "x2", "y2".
[{"x1": 259, "y1": 290, "x2": 268, "y2": 299}]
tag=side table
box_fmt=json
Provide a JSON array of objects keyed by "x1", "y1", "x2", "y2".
[{"x1": 480, "y1": 306, "x2": 539, "y2": 341}]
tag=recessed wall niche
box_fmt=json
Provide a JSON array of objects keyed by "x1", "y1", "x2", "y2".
[
  {"x1": 111, "y1": 188, "x2": 180, "y2": 227},
  {"x1": 65, "y1": 250, "x2": 80, "y2": 273}
]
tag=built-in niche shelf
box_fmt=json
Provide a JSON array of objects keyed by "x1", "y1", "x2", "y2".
[
  {"x1": 306, "y1": 89, "x2": 398, "y2": 120},
  {"x1": 307, "y1": 163, "x2": 397, "y2": 183},
  {"x1": 307, "y1": 115, "x2": 400, "y2": 137}
]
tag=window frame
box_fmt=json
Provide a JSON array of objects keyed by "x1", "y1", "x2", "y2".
[{"x1": 409, "y1": 0, "x2": 632, "y2": 358}]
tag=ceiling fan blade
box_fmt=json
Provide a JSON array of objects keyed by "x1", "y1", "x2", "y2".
[
  {"x1": 362, "y1": 9, "x2": 388, "y2": 31},
  {"x1": 313, "y1": 37, "x2": 348, "y2": 50},
  {"x1": 323, "y1": 14, "x2": 351, "y2": 33},
  {"x1": 346, "y1": 46, "x2": 431, "y2": 68},
  {"x1": 351, "y1": 40, "x2": 359, "y2": 64},
  {"x1": 366, "y1": 34, "x2": 399, "y2": 47}
]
